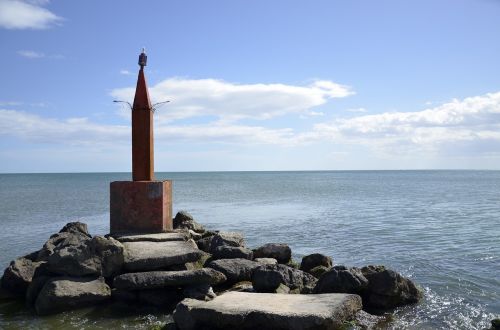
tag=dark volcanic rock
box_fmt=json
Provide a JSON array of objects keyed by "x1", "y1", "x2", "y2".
[
  {"x1": 361, "y1": 265, "x2": 422, "y2": 309},
  {"x1": 253, "y1": 243, "x2": 291, "y2": 264},
  {"x1": 252, "y1": 264, "x2": 317, "y2": 293},
  {"x1": 91, "y1": 236, "x2": 124, "y2": 277},
  {"x1": 25, "y1": 275, "x2": 50, "y2": 306},
  {"x1": 209, "y1": 232, "x2": 245, "y2": 252},
  {"x1": 207, "y1": 258, "x2": 260, "y2": 284},
  {"x1": 1, "y1": 257, "x2": 44, "y2": 295},
  {"x1": 37, "y1": 231, "x2": 90, "y2": 261},
  {"x1": 309, "y1": 265, "x2": 330, "y2": 279},
  {"x1": 113, "y1": 268, "x2": 226, "y2": 290},
  {"x1": 314, "y1": 266, "x2": 368, "y2": 294},
  {"x1": 35, "y1": 277, "x2": 111, "y2": 315},
  {"x1": 195, "y1": 236, "x2": 213, "y2": 253},
  {"x1": 59, "y1": 222, "x2": 91, "y2": 238},
  {"x1": 138, "y1": 289, "x2": 182, "y2": 308},
  {"x1": 212, "y1": 246, "x2": 253, "y2": 260},
  {"x1": 173, "y1": 211, "x2": 205, "y2": 233},
  {"x1": 300, "y1": 253, "x2": 333, "y2": 273}
]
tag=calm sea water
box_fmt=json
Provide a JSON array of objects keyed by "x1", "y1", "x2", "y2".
[{"x1": 0, "y1": 171, "x2": 498, "y2": 329}]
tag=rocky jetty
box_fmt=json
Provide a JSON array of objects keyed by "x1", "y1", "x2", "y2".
[{"x1": 1, "y1": 211, "x2": 423, "y2": 329}]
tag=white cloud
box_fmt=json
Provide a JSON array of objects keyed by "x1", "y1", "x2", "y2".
[
  {"x1": 120, "y1": 69, "x2": 132, "y2": 75},
  {"x1": 347, "y1": 107, "x2": 367, "y2": 113},
  {"x1": 17, "y1": 50, "x2": 64, "y2": 59},
  {"x1": 314, "y1": 91, "x2": 500, "y2": 154},
  {"x1": 17, "y1": 50, "x2": 45, "y2": 58},
  {"x1": 0, "y1": 0, "x2": 62, "y2": 29},
  {"x1": 111, "y1": 78, "x2": 353, "y2": 123},
  {"x1": 0, "y1": 109, "x2": 306, "y2": 147}
]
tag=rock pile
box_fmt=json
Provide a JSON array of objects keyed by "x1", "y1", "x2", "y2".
[{"x1": 1, "y1": 211, "x2": 423, "y2": 329}]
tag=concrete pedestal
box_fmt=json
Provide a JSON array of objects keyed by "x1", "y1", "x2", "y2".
[{"x1": 110, "y1": 180, "x2": 172, "y2": 234}]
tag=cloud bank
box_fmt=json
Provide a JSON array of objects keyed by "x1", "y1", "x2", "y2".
[
  {"x1": 0, "y1": 0, "x2": 62, "y2": 29},
  {"x1": 111, "y1": 78, "x2": 354, "y2": 122}
]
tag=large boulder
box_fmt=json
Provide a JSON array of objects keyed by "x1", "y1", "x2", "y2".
[
  {"x1": 173, "y1": 292, "x2": 362, "y2": 330},
  {"x1": 122, "y1": 239, "x2": 204, "y2": 272},
  {"x1": 361, "y1": 265, "x2": 422, "y2": 309},
  {"x1": 1, "y1": 257, "x2": 44, "y2": 295},
  {"x1": 37, "y1": 231, "x2": 90, "y2": 261},
  {"x1": 252, "y1": 264, "x2": 317, "y2": 294},
  {"x1": 314, "y1": 266, "x2": 368, "y2": 294},
  {"x1": 34, "y1": 277, "x2": 111, "y2": 315},
  {"x1": 46, "y1": 236, "x2": 123, "y2": 277},
  {"x1": 91, "y1": 236, "x2": 124, "y2": 277},
  {"x1": 210, "y1": 232, "x2": 245, "y2": 253},
  {"x1": 113, "y1": 268, "x2": 227, "y2": 290},
  {"x1": 300, "y1": 253, "x2": 332, "y2": 273},
  {"x1": 212, "y1": 246, "x2": 253, "y2": 260},
  {"x1": 173, "y1": 211, "x2": 205, "y2": 233},
  {"x1": 253, "y1": 243, "x2": 291, "y2": 264},
  {"x1": 138, "y1": 289, "x2": 182, "y2": 307},
  {"x1": 207, "y1": 258, "x2": 260, "y2": 284},
  {"x1": 195, "y1": 236, "x2": 214, "y2": 253}
]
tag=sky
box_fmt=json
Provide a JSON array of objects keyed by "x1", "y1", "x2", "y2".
[{"x1": 0, "y1": 0, "x2": 500, "y2": 172}]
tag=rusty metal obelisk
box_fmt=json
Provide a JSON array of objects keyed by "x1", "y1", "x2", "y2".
[
  {"x1": 132, "y1": 49, "x2": 154, "y2": 181},
  {"x1": 109, "y1": 49, "x2": 173, "y2": 234}
]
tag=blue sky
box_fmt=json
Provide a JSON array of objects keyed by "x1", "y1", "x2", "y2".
[{"x1": 1, "y1": 0, "x2": 500, "y2": 172}]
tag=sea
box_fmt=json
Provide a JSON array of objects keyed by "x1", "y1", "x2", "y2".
[{"x1": 0, "y1": 171, "x2": 498, "y2": 329}]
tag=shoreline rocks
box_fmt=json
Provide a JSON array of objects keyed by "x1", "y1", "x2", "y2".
[{"x1": 0, "y1": 212, "x2": 424, "y2": 328}]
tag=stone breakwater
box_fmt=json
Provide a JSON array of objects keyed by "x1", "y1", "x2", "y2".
[{"x1": 1, "y1": 211, "x2": 425, "y2": 329}]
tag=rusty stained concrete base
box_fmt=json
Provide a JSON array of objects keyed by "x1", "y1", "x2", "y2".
[{"x1": 110, "y1": 180, "x2": 172, "y2": 234}]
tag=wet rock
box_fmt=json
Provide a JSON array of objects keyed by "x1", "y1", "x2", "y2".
[
  {"x1": 314, "y1": 266, "x2": 368, "y2": 294},
  {"x1": 253, "y1": 243, "x2": 291, "y2": 264},
  {"x1": 361, "y1": 265, "x2": 422, "y2": 309},
  {"x1": 183, "y1": 284, "x2": 216, "y2": 301},
  {"x1": 354, "y1": 310, "x2": 388, "y2": 329},
  {"x1": 35, "y1": 276, "x2": 111, "y2": 315},
  {"x1": 255, "y1": 258, "x2": 278, "y2": 265},
  {"x1": 207, "y1": 258, "x2": 260, "y2": 284},
  {"x1": 1, "y1": 257, "x2": 44, "y2": 295},
  {"x1": 59, "y1": 222, "x2": 91, "y2": 238},
  {"x1": 212, "y1": 246, "x2": 253, "y2": 260},
  {"x1": 113, "y1": 268, "x2": 226, "y2": 290},
  {"x1": 309, "y1": 265, "x2": 330, "y2": 278},
  {"x1": 491, "y1": 318, "x2": 500, "y2": 330},
  {"x1": 300, "y1": 253, "x2": 333, "y2": 273},
  {"x1": 91, "y1": 236, "x2": 124, "y2": 277},
  {"x1": 122, "y1": 239, "x2": 204, "y2": 272},
  {"x1": 173, "y1": 211, "x2": 205, "y2": 233},
  {"x1": 111, "y1": 288, "x2": 137, "y2": 302},
  {"x1": 210, "y1": 232, "x2": 245, "y2": 252},
  {"x1": 251, "y1": 264, "x2": 317, "y2": 294},
  {"x1": 25, "y1": 275, "x2": 50, "y2": 306},
  {"x1": 173, "y1": 292, "x2": 362, "y2": 330}
]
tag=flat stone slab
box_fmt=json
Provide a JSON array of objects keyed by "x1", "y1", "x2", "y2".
[
  {"x1": 113, "y1": 232, "x2": 187, "y2": 242},
  {"x1": 123, "y1": 240, "x2": 204, "y2": 271},
  {"x1": 113, "y1": 268, "x2": 227, "y2": 290},
  {"x1": 173, "y1": 292, "x2": 362, "y2": 330}
]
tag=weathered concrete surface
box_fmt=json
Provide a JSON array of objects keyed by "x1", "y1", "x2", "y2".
[
  {"x1": 113, "y1": 232, "x2": 187, "y2": 243},
  {"x1": 35, "y1": 277, "x2": 111, "y2": 315},
  {"x1": 110, "y1": 180, "x2": 172, "y2": 234},
  {"x1": 173, "y1": 292, "x2": 362, "y2": 330},
  {"x1": 122, "y1": 239, "x2": 203, "y2": 271},
  {"x1": 113, "y1": 268, "x2": 226, "y2": 290}
]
